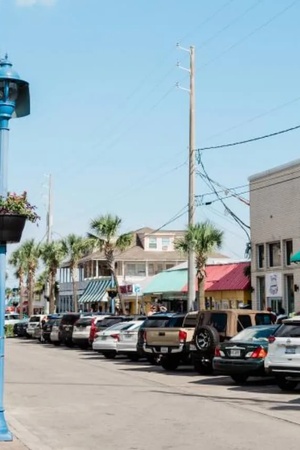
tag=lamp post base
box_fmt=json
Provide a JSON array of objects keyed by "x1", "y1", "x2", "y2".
[{"x1": 0, "y1": 411, "x2": 13, "y2": 441}]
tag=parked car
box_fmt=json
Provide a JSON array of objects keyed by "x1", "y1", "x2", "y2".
[
  {"x1": 88, "y1": 315, "x2": 112, "y2": 344},
  {"x1": 42, "y1": 315, "x2": 62, "y2": 343},
  {"x1": 59, "y1": 313, "x2": 81, "y2": 347},
  {"x1": 5, "y1": 313, "x2": 20, "y2": 326},
  {"x1": 144, "y1": 312, "x2": 197, "y2": 371},
  {"x1": 33, "y1": 314, "x2": 60, "y2": 341},
  {"x1": 117, "y1": 322, "x2": 144, "y2": 361},
  {"x1": 190, "y1": 309, "x2": 273, "y2": 374},
  {"x1": 27, "y1": 315, "x2": 47, "y2": 338},
  {"x1": 213, "y1": 324, "x2": 279, "y2": 384},
  {"x1": 265, "y1": 316, "x2": 300, "y2": 391},
  {"x1": 93, "y1": 321, "x2": 141, "y2": 359},
  {"x1": 72, "y1": 316, "x2": 95, "y2": 349},
  {"x1": 136, "y1": 313, "x2": 182, "y2": 364},
  {"x1": 13, "y1": 318, "x2": 29, "y2": 337},
  {"x1": 50, "y1": 318, "x2": 62, "y2": 346}
]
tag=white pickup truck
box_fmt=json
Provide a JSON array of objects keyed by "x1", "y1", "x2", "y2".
[{"x1": 144, "y1": 312, "x2": 198, "y2": 371}]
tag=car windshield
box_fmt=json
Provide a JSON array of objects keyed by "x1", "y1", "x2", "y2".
[
  {"x1": 106, "y1": 322, "x2": 136, "y2": 332},
  {"x1": 275, "y1": 323, "x2": 300, "y2": 338},
  {"x1": 6, "y1": 314, "x2": 19, "y2": 320},
  {"x1": 29, "y1": 316, "x2": 41, "y2": 323},
  {"x1": 231, "y1": 326, "x2": 278, "y2": 342}
]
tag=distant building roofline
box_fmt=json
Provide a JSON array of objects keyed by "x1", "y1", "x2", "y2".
[{"x1": 249, "y1": 158, "x2": 300, "y2": 182}]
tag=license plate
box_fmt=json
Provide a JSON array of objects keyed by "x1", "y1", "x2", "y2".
[
  {"x1": 285, "y1": 347, "x2": 296, "y2": 354},
  {"x1": 100, "y1": 336, "x2": 107, "y2": 340},
  {"x1": 161, "y1": 347, "x2": 168, "y2": 354},
  {"x1": 124, "y1": 334, "x2": 131, "y2": 339},
  {"x1": 230, "y1": 349, "x2": 241, "y2": 357}
]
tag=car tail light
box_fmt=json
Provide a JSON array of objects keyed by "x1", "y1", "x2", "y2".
[
  {"x1": 268, "y1": 335, "x2": 276, "y2": 344},
  {"x1": 179, "y1": 330, "x2": 187, "y2": 342},
  {"x1": 214, "y1": 346, "x2": 221, "y2": 357},
  {"x1": 89, "y1": 318, "x2": 97, "y2": 342},
  {"x1": 248, "y1": 347, "x2": 267, "y2": 359},
  {"x1": 111, "y1": 333, "x2": 120, "y2": 341}
]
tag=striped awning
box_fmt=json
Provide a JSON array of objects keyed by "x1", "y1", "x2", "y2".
[{"x1": 79, "y1": 278, "x2": 112, "y2": 304}]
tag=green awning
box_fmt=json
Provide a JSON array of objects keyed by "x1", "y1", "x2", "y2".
[
  {"x1": 291, "y1": 251, "x2": 300, "y2": 263},
  {"x1": 143, "y1": 269, "x2": 187, "y2": 294},
  {"x1": 79, "y1": 278, "x2": 112, "y2": 304}
]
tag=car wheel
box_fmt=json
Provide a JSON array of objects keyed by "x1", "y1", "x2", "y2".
[
  {"x1": 102, "y1": 351, "x2": 116, "y2": 359},
  {"x1": 53, "y1": 341, "x2": 60, "y2": 346},
  {"x1": 231, "y1": 374, "x2": 249, "y2": 385},
  {"x1": 195, "y1": 325, "x2": 219, "y2": 353},
  {"x1": 161, "y1": 356, "x2": 179, "y2": 371},
  {"x1": 275, "y1": 375, "x2": 298, "y2": 391},
  {"x1": 193, "y1": 355, "x2": 213, "y2": 375}
]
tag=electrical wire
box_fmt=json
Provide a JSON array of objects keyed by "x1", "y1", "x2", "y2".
[
  {"x1": 201, "y1": 95, "x2": 300, "y2": 144},
  {"x1": 199, "y1": 0, "x2": 299, "y2": 70},
  {"x1": 196, "y1": 123, "x2": 300, "y2": 156},
  {"x1": 198, "y1": 158, "x2": 250, "y2": 239},
  {"x1": 197, "y1": 0, "x2": 264, "y2": 50}
]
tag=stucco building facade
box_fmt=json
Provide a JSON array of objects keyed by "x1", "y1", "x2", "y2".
[{"x1": 249, "y1": 159, "x2": 300, "y2": 314}]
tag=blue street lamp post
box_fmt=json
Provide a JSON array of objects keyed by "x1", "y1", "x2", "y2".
[{"x1": 0, "y1": 55, "x2": 30, "y2": 441}]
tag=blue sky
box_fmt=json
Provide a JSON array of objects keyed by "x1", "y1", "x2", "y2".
[{"x1": 1, "y1": 0, "x2": 300, "y2": 283}]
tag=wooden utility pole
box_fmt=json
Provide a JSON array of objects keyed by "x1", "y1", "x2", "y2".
[{"x1": 187, "y1": 46, "x2": 196, "y2": 312}]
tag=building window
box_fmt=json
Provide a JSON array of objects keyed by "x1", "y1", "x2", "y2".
[
  {"x1": 125, "y1": 263, "x2": 146, "y2": 277},
  {"x1": 268, "y1": 242, "x2": 281, "y2": 267},
  {"x1": 148, "y1": 264, "x2": 154, "y2": 276},
  {"x1": 162, "y1": 238, "x2": 170, "y2": 251},
  {"x1": 285, "y1": 240, "x2": 293, "y2": 266},
  {"x1": 149, "y1": 237, "x2": 157, "y2": 249},
  {"x1": 257, "y1": 276, "x2": 266, "y2": 310},
  {"x1": 257, "y1": 244, "x2": 264, "y2": 269},
  {"x1": 155, "y1": 264, "x2": 163, "y2": 274}
]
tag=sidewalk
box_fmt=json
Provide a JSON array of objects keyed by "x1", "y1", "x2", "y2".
[{"x1": 0, "y1": 436, "x2": 29, "y2": 450}]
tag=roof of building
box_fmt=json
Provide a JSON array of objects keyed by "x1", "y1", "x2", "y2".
[
  {"x1": 248, "y1": 158, "x2": 300, "y2": 182},
  {"x1": 144, "y1": 261, "x2": 250, "y2": 294}
]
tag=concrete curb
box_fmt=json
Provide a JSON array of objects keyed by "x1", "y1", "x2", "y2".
[{"x1": 6, "y1": 413, "x2": 53, "y2": 450}]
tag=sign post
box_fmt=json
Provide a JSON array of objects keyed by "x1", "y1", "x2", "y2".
[{"x1": 134, "y1": 284, "x2": 141, "y2": 314}]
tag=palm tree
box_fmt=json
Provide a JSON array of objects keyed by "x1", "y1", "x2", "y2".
[
  {"x1": 61, "y1": 234, "x2": 93, "y2": 313},
  {"x1": 40, "y1": 241, "x2": 67, "y2": 314},
  {"x1": 88, "y1": 214, "x2": 133, "y2": 314},
  {"x1": 9, "y1": 246, "x2": 29, "y2": 318},
  {"x1": 20, "y1": 239, "x2": 41, "y2": 317},
  {"x1": 175, "y1": 221, "x2": 224, "y2": 311}
]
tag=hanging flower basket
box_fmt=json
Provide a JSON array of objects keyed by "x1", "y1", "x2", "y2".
[
  {"x1": 0, "y1": 214, "x2": 26, "y2": 243},
  {"x1": 0, "y1": 192, "x2": 40, "y2": 244}
]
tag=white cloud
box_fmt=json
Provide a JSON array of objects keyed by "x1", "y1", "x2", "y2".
[{"x1": 15, "y1": 0, "x2": 57, "y2": 6}]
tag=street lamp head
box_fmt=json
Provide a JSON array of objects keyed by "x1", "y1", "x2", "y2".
[{"x1": 0, "y1": 55, "x2": 30, "y2": 121}]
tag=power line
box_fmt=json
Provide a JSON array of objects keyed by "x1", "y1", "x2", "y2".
[
  {"x1": 196, "y1": 123, "x2": 300, "y2": 156},
  {"x1": 179, "y1": 0, "x2": 236, "y2": 43},
  {"x1": 197, "y1": 0, "x2": 264, "y2": 50},
  {"x1": 201, "y1": 94, "x2": 300, "y2": 144},
  {"x1": 199, "y1": 0, "x2": 299, "y2": 70}
]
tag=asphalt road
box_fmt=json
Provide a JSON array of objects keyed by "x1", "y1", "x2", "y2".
[{"x1": 3, "y1": 339, "x2": 300, "y2": 450}]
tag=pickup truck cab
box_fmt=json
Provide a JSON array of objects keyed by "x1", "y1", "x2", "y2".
[{"x1": 144, "y1": 312, "x2": 198, "y2": 371}]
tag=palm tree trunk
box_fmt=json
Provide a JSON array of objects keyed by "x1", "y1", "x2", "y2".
[
  {"x1": 112, "y1": 270, "x2": 126, "y2": 315},
  {"x1": 199, "y1": 276, "x2": 206, "y2": 311},
  {"x1": 71, "y1": 267, "x2": 78, "y2": 313},
  {"x1": 19, "y1": 272, "x2": 24, "y2": 320},
  {"x1": 27, "y1": 271, "x2": 34, "y2": 317},
  {"x1": 49, "y1": 270, "x2": 56, "y2": 314}
]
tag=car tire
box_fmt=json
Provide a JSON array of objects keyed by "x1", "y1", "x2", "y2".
[
  {"x1": 231, "y1": 374, "x2": 248, "y2": 385},
  {"x1": 275, "y1": 375, "x2": 298, "y2": 391},
  {"x1": 161, "y1": 355, "x2": 180, "y2": 371},
  {"x1": 192, "y1": 354, "x2": 213, "y2": 375},
  {"x1": 53, "y1": 341, "x2": 60, "y2": 346},
  {"x1": 102, "y1": 351, "x2": 116, "y2": 359},
  {"x1": 195, "y1": 325, "x2": 219, "y2": 353}
]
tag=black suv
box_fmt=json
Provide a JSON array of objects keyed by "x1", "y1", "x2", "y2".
[{"x1": 59, "y1": 313, "x2": 80, "y2": 347}]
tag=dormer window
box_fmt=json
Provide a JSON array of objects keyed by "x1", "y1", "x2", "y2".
[{"x1": 149, "y1": 237, "x2": 157, "y2": 249}]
